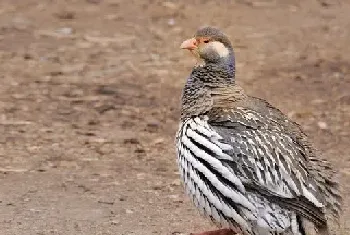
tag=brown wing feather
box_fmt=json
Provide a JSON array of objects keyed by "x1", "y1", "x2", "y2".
[{"x1": 207, "y1": 96, "x2": 341, "y2": 229}]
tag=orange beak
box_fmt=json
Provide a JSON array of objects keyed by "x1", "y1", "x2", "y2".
[{"x1": 180, "y1": 38, "x2": 198, "y2": 50}]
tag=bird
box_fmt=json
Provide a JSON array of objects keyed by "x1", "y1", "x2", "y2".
[{"x1": 175, "y1": 26, "x2": 342, "y2": 235}]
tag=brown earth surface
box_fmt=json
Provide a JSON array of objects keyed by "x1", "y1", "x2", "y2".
[{"x1": 0, "y1": 0, "x2": 349, "y2": 235}]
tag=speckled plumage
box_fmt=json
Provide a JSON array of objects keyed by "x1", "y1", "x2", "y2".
[{"x1": 176, "y1": 27, "x2": 341, "y2": 235}]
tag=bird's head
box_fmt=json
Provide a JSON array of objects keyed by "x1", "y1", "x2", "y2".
[
  {"x1": 179, "y1": 27, "x2": 239, "y2": 118},
  {"x1": 180, "y1": 26, "x2": 234, "y2": 65}
]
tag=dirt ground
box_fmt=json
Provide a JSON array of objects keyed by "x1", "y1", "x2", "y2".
[{"x1": 0, "y1": 0, "x2": 349, "y2": 234}]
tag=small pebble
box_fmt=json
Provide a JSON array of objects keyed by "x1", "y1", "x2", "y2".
[
  {"x1": 168, "y1": 18, "x2": 175, "y2": 26},
  {"x1": 125, "y1": 209, "x2": 134, "y2": 214},
  {"x1": 111, "y1": 220, "x2": 120, "y2": 225},
  {"x1": 56, "y1": 27, "x2": 73, "y2": 36},
  {"x1": 317, "y1": 121, "x2": 328, "y2": 130}
]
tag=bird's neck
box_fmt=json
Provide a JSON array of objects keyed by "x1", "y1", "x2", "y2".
[
  {"x1": 221, "y1": 53, "x2": 236, "y2": 77},
  {"x1": 201, "y1": 52, "x2": 236, "y2": 81},
  {"x1": 181, "y1": 60, "x2": 245, "y2": 120}
]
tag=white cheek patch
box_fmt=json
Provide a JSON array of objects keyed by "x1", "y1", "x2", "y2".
[{"x1": 210, "y1": 41, "x2": 230, "y2": 58}]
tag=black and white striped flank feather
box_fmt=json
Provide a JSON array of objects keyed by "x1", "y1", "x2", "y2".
[{"x1": 176, "y1": 27, "x2": 341, "y2": 235}]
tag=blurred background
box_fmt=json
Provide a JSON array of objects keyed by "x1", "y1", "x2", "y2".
[{"x1": 0, "y1": 0, "x2": 349, "y2": 234}]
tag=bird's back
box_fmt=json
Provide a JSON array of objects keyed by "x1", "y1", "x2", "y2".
[{"x1": 214, "y1": 93, "x2": 341, "y2": 228}]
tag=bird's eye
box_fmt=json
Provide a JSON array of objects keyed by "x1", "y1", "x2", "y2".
[{"x1": 203, "y1": 39, "x2": 210, "y2": 43}]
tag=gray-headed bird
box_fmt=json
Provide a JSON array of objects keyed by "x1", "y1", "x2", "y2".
[{"x1": 175, "y1": 27, "x2": 341, "y2": 235}]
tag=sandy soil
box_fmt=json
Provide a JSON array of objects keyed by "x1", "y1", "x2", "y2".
[{"x1": 0, "y1": 0, "x2": 349, "y2": 234}]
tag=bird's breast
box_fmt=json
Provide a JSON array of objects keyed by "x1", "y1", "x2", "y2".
[{"x1": 175, "y1": 116, "x2": 255, "y2": 232}]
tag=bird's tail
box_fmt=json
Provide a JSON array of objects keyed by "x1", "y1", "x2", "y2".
[{"x1": 308, "y1": 157, "x2": 343, "y2": 235}]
